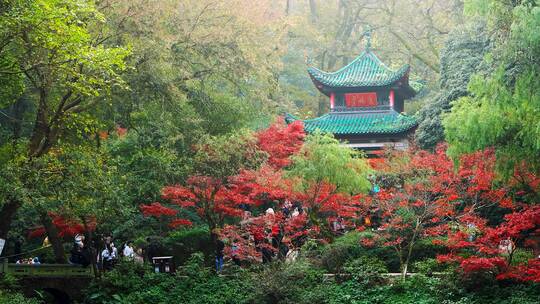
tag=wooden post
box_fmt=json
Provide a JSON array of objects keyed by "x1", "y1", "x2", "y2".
[
  {"x1": 330, "y1": 93, "x2": 335, "y2": 109},
  {"x1": 1, "y1": 258, "x2": 8, "y2": 274},
  {"x1": 389, "y1": 90, "x2": 395, "y2": 109}
]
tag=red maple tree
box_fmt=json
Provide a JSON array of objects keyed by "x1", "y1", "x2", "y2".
[
  {"x1": 154, "y1": 176, "x2": 238, "y2": 232},
  {"x1": 218, "y1": 171, "x2": 365, "y2": 262},
  {"x1": 220, "y1": 211, "x2": 311, "y2": 263},
  {"x1": 256, "y1": 118, "x2": 305, "y2": 169},
  {"x1": 359, "y1": 144, "x2": 540, "y2": 282},
  {"x1": 28, "y1": 213, "x2": 96, "y2": 239},
  {"x1": 141, "y1": 118, "x2": 307, "y2": 239},
  {"x1": 357, "y1": 145, "x2": 517, "y2": 277},
  {"x1": 438, "y1": 205, "x2": 540, "y2": 282}
]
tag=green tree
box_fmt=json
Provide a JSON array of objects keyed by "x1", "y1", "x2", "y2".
[
  {"x1": 443, "y1": 1, "x2": 540, "y2": 172},
  {"x1": 288, "y1": 132, "x2": 371, "y2": 194},
  {"x1": 192, "y1": 131, "x2": 267, "y2": 181},
  {"x1": 104, "y1": 116, "x2": 192, "y2": 205},
  {"x1": 0, "y1": 0, "x2": 128, "y2": 239},
  {"x1": 415, "y1": 22, "x2": 491, "y2": 149},
  {"x1": 14, "y1": 145, "x2": 128, "y2": 262},
  {"x1": 444, "y1": 69, "x2": 540, "y2": 172},
  {"x1": 96, "y1": 0, "x2": 282, "y2": 136},
  {"x1": 288, "y1": 132, "x2": 371, "y2": 236}
]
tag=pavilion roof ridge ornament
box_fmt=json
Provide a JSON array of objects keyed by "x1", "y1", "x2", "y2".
[
  {"x1": 289, "y1": 24, "x2": 419, "y2": 148},
  {"x1": 304, "y1": 50, "x2": 313, "y2": 66},
  {"x1": 364, "y1": 25, "x2": 372, "y2": 52},
  {"x1": 306, "y1": 25, "x2": 415, "y2": 92},
  {"x1": 306, "y1": 53, "x2": 410, "y2": 90}
]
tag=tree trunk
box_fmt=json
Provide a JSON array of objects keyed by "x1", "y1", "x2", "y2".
[
  {"x1": 83, "y1": 220, "x2": 100, "y2": 278},
  {"x1": 285, "y1": 0, "x2": 292, "y2": 15},
  {"x1": 401, "y1": 262, "x2": 409, "y2": 280},
  {"x1": 207, "y1": 214, "x2": 218, "y2": 244},
  {"x1": 0, "y1": 90, "x2": 52, "y2": 243},
  {"x1": 28, "y1": 89, "x2": 50, "y2": 157},
  {"x1": 402, "y1": 219, "x2": 421, "y2": 280},
  {"x1": 41, "y1": 213, "x2": 66, "y2": 263},
  {"x1": 309, "y1": 0, "x2": 318, "y2": 24},
  {"x1": 0, "y1": 199, "x2": 22, "y2": 240}
]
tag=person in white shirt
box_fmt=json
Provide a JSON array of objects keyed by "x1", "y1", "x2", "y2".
[
  {"x1": 111, "y1": 243, "x2": 118, "y2": 259},
  {"x1": 123, "y1": 242, "x2": 135, "y2": 258},
  {"x1": 102, "y1": 243, "x2": 117, "y2": 270},
  {"x1": 285, "y1": 247, "x2": 299, "y2": 263}
]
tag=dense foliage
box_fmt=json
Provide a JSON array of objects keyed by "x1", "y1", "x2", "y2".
[
  {"x1": 415, "y1": 22, "x2": 491, "y2": 149},
  {"x1": 83, "y1": 254, "x2": 540, "y2": 304},
  {"x1": 443, "y1": 0, "x2": 540, "y2": 172}
]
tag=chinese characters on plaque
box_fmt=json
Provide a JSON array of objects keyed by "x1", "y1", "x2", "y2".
[{"x1": 345, "y1": 92, "x2": 378, "y2": 107}]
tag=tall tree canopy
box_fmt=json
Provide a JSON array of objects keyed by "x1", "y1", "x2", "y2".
[
  {"x1": 415, "y1": 22, "x2": 491, "y2": 149},
  {"x1": 0, "y1": 0, "x2": 128, "y2": 241},
  {"x1": 443, "y1": 0, "x2": 540, "y2": 172}
]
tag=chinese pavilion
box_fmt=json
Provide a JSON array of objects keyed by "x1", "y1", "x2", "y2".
[{"x1": 286, "y1": 45, "x2": 420, "y2": 155}]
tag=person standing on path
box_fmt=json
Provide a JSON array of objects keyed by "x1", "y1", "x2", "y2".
[
  {"x1": 123, "y1": 241, "x2": 135, "y2": 259},
  {"x1": 215, "y1": 237, "x2": 225, "y2": 272}
]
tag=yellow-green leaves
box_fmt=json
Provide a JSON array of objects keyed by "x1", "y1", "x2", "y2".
[
  {"x1": 288, "y1": 132, "x2": 371, "y2": 195},
  {"x1": 443, "y1": 69, "x2": 540, "y2": 174}
]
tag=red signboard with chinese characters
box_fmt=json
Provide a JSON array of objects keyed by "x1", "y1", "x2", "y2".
[{"x1": 345, "y1": 92, "x2": 378, "y2": 107}]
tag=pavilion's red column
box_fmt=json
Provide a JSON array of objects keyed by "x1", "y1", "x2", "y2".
[
  {"x1": 389, "y1": 90, "x2": 395, "y2": 109},
  {"x1": 330, "y1": 93, "x2": 335, "y2": 109}
]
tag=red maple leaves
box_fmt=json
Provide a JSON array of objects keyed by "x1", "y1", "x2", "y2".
[
  {"x1": 256, "y1": 118, "x2": 305, "y2": 169},
  {"x1": 140, "y1": 202, "x2": 177, "y2": 217},
  {"x1": 140, "y1": 118, "x2": 307, "y2": 234},
  {"x1": 438, "y1": 205, "x2": 540, "y2": 282},
  {"x1": 356, "y1": 144, "x2": 540, "y2": 280},
  {"x1": 139, "y1": 202, "x2": 194, "y2": 228},
  {"x1": 137, "y1": 119, "x2": 540, "y2": 279},
  {"x1": 28, "y1": 213, "x2": 96, "y2": 239}
]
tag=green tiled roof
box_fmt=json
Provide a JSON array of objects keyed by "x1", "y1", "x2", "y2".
[
  {"x1": 308, "y1": 51, "x2": 410, "y2": 88},
  {"x1": 285, "y1": 111, "x2": 417, "y2": 135}
]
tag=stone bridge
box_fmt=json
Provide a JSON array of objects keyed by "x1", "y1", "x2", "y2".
[{"x1": 0, "y1": 259, "x2": 94, "y2": 304}]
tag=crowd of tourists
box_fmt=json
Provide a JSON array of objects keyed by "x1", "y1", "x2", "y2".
[
  {"x1": 67, "y1": 234, "x2": 144, "y2": 270},
  {"x1": 8, "y1": 199, "x2": 350, "y2": 274},
  {"x1": 215, "y1": 200, "x2": 310, "y2": 272},
  {"x1": 15, "y1": 257, "x2": 40, "y2": 264}
]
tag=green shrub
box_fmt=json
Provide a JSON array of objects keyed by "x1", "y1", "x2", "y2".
[
  {"x1": 249, "y1": 260, "x2": 328, "y2": 304},
  {"x1": 165, "y1": 227, "x2": 213, "y2": 265},
  {"x1": 84, "y1": 260, "x2": 156, "y2": 303},
  {"x1": 300, "y1": 238, "x2": 321, "y2": 259},
  {"x1": 343, "y1": 255, "x2": 388, "y2": 286},
  {"x1": 509, "y1": 249, "x2": 534, "y2": 266},
  {"x1": 0, "y1": 290, "x2": 39, "y2": 304},
  {"x1": 85, "y1": 253, "x2": 253, "y2": 304},
  {"x1": 319, "y1": 232, "x2": 364, "y2": 273},
  {"x1": 413, "y1": 258, "x2": 452, "y2": 275},
  {"x1": 82, "y1": 244, "x2": 540, "y2": 304},
  {"x1": 317, "y1": 231, "x2": 401, "y2": 273},
  {"x1": 0, "y1": 273, "x2": 20, "y2": 290},
  {"x1": 457, "y1": 282, "x2": 540, "y2": 304},
  {"x1": 409, "y1": 238, "x2": 447, "y2": 263}
]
